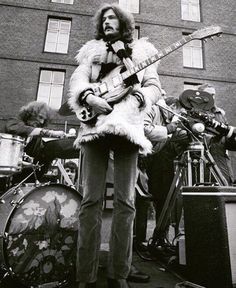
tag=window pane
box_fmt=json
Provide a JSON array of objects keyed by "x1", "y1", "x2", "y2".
[
  {"x1": 45, "y1": 42, "x2": 57, "y2": 52},
  {"x1": 183, "y1": 46, "x2": 192, "y2": 67},
  {"x1": 56, "y1": 43, "x2": 68, "y2": 53},
  {"x1": 181, "y1": 3, "x2": 188, "y2": 19},
  {"x1": 37, "y1": 84, "x2": 51, "y2": 104},
  {"x1": 44, "y1": 18, "x2": 71, "y2": 53},
  {"x1": 58, "y1": 32, "x2": 70, "y2": 44},
  {"x1": 129, "y1": 0, "x2": 139, "y2": 13},
  {"x1": 37, "y1": 70, "x2": 65, "y2": 109},
  {"x1": 183, "y1": 38, "x2": 203, "y2": 68},
  {"x1": 181, "y1": 0, "x2": 200, "y2": 22},
  {"x1": 119, "y1": 0, "x2": 139, "y2": 13},
  {"x1": 46, "y1": 31, "x2": 58, "y2": 43},
  {"x1": 53, "y1": 71, "x2": 65, "y2": 84},
  {"x1": 48, "y1": 19, "x2": 59, "y2": 30},
  {"x1": 60, "y1": 21, "x2": 71, "y2": 31},
  {"x1": 192, "y1": 47, "x2": 203, "y2": 68},
  {"x1": 40, "y1": 70, "x2": 52, "y2": 83},
  {"x1": 50, "y1": 86, "x2": 63, "y2": 109},
  {"x1": 191, "y1": 5, "x2": 200, "y2": 21}
]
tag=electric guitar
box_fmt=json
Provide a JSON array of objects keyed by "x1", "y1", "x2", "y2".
[{"x1": 77, "y1": 26, "x2": 222, "y2": 123}]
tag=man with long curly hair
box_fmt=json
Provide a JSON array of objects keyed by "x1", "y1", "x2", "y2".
[
  {"x1": 4, "y1": 101, "x2": 79, "y2": 181},
  {"x1": 69, "y1": 3, "x2": 162, "y2": 287}
]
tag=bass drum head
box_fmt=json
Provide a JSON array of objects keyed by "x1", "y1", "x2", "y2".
[{"x1": 3, "y1": 184, "x2": 82, "y2": 288}]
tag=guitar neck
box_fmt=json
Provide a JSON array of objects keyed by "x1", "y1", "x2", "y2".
[{"x1": 121, "y1": 34, "x2": 194, "y2": 80}]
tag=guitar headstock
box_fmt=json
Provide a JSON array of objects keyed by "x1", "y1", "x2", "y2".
[{"x1": 191, "y1": 26, "x2": 222, "y2": 40}]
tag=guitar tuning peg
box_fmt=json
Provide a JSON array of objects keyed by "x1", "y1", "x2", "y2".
[
  {"x1": 211, "y1": 36, "x2": 214, "y2": 40},
  {"x1": 203, "y1": 38, "x2": 208, "y2": 42},
  {"x1": 218, "y1": 34, "x2": 222, "y2": 37}
]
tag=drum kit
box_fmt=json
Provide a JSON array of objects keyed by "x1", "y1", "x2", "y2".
[{"x1": 0, "y1": 133, "x2": 82, "y2": 288}]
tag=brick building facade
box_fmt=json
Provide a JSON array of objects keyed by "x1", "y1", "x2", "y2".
[{"x1": 0, "y1": 0, "x2": 235, "y2": 174}]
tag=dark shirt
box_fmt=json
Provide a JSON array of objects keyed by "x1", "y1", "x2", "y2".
[{"x1": 4, "y1": 117, "x2": 34, "y2": 137}]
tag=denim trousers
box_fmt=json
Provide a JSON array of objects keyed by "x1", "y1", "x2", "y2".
[{"x1": 76, "y1": 136, "x2": 138, "y2": 282}]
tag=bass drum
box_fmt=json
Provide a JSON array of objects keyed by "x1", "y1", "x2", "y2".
[{"x1": 0, "y1": 183, "x2": 82, "y2": 288}]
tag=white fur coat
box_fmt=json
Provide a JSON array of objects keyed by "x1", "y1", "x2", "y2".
[{"x1": 69, "y1": 38, "x2": 162, "y2": 155}]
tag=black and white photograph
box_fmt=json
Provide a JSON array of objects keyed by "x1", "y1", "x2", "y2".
[{"x1": 0, "y1": 1, "x2": 235, "y2": 287}]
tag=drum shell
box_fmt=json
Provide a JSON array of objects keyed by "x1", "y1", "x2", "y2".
[
  {"x1": 0, "y1": 133, "x2": 25, "y2": 176},
  {"x1": 0, "y1": 183, "x2": 82, "y2": 288}
]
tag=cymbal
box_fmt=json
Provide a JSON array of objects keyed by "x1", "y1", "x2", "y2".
[{"x1": 58, "y1": 101, "x2": 75, "y2": 116}]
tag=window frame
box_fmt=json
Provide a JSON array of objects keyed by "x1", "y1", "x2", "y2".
[
  {"x1": 44, "y1": 17, "x2": 72, "y2": 54},
  {"x1": 36, "y1": 69, "x2": 66, "y2": 110},
  {"x1": 182, "y1": 33, "x2": 204, "y2": 69},
  {"x1": 51, "y1": 0, "x2": 74, "y2": 4},
  {"x1": 181, "y1": 0, "x2": 201, "y2": 22},
  {"x1": 184, "y1": 82, "x2": 202, "y2": 91},
  {"x1": 119, "y1": 0, "x2": 140, "y2": 14},
  {"x1": 134, "y1": 26, "x2": 140, "y2": 39}
]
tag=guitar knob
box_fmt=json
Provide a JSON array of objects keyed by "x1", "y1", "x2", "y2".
[{"x1": 80, "y1": 110, "x2": 86, "y2": 120}]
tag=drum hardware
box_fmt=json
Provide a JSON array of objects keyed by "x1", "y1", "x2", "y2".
[
  {"x1": 0, "y1": 265, "x2": 10, "y2": 281},
  {"x1": 10, "y1": 198, "x2": 24, "y2": 207},
  {"x1": 35, "y1": 279, "x2": 68, "y2": 288},
  {"x1": 13, "y1": 187, "x2": 25, "y2": 196}
]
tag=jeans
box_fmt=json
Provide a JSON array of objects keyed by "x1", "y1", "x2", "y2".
[{"x1": 76, "y1": 135, "x2": 138, "y2": 282}]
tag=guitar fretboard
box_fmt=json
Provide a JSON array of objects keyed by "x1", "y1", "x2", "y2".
[{"x1": 121, "y1": 34, "x2": 193, "y2": 80}]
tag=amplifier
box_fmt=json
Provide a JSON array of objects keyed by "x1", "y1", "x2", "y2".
[{"x1": 182, "y1": 186, "x2": 236, "y2": 288}]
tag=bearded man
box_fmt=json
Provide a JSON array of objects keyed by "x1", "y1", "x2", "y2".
[{"x1": 69, "y1": 3, "x2": 162, "y2": 287}]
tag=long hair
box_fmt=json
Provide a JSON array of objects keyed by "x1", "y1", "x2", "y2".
[
  {"x1": 19, "y1": 101, "x2": 54, "y2": 126},
  {"x1": 93, "y1": 3, "x2": 135, "y2": 43},
  {"x1": 64, "y1": 161, "x2": 78, "y2": 181}
]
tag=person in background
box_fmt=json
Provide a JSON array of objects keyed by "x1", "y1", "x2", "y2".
[
  {"x1": 198, "y1": 83, "x2": 234, "y2": 184},
  {"x1": 64, "y1": 160, "x2": 78, "y2": 186},
  {"x1": 4, "y1": 101, "x2": 79, "y2": 182},
  {"x1": 137, "y1": 96, "x2": 188, "y2": 247},
  {"x1": 68, "y1": 3, "x2": 162, "y2": 287}
]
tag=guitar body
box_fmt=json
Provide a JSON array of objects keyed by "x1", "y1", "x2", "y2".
[{"x1": 76, "y1": 66, "x2": 132, "y2": 123}]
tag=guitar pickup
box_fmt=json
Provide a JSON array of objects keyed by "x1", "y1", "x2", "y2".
[
  {"x1": 99, "y1": 83, "x2": 108, "y2": 95},
  {"x1": 112, "y1": 75, "x2": 123, "y2": 88}
]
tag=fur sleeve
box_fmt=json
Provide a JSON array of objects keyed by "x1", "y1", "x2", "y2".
[{"x1": 68, "y1": 40, "x2": 105, "y2": 111}]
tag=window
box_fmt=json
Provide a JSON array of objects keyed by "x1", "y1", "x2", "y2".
[
  {"x1": 183, "y1": 35, "x2": 203, "y2": 68},
  {"x1": 134, "y1": 26, "x2": 140, "y2": 39},
  {"x1": 44, "y1": 18, "x2": 71, "y2": 54},
  {"x1": 37, "y1": 70, "x2": 65, "y2": 110},
  {"x1": 119, "y1": 0, "x2": 140, "y2": 13},
  {"x1": 51, "y1": 0, "x2": 74, "y2": 4},
  {"x1": 181, "y1": 0, "x2": 200, "y2": 22}
]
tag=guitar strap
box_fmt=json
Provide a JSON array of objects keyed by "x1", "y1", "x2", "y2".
[
  {"x1": 110, "y1": 40, "x2": 140, "y2": 86},
  {"x1": 110, "y1": 40, "x2": 133, "y2": 68}
]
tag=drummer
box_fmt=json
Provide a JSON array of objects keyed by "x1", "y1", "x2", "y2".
[{"x1": 4, "y1": 101, "x2": 80, "y2": 182}]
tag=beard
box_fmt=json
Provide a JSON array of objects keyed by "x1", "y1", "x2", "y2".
[{"x1": 103, "y1": 31, "x2": 121, "y2": 43}]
